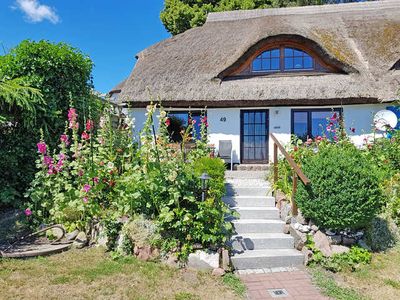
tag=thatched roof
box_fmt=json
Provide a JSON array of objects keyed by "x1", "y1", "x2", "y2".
[
  {"x1": 109, "y1": 78, "x2": 127, "y2": 95},
  {"x1": 120, "y1": 0, "x2": 400, "y2": 107}
]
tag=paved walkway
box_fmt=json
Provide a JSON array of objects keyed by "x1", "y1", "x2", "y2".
[{"x1": 240, "y1": 269, "x2": 329, "y2": 300}]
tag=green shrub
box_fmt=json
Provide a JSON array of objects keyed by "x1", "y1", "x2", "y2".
[
  {"x1": 364, "y1": 215, "x2": 398, "y2": 252},
  {"x1": 193, "y1": 157, "x2": 226, "y2": 200},
  {"x1": 296, "y1": 142, "x2": 384, "y2": 230}
]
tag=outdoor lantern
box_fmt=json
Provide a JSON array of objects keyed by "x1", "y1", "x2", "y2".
[{"x1": 199, "y1": 172, "x2": 211, "y2": 201}]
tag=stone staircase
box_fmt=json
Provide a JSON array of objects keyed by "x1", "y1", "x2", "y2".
[{"x1": 224, "y1": 170, "x2": 304, "y2": 270}]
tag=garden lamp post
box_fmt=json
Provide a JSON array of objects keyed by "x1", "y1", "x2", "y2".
[{"x1": 199, "y1": 172, "x2": 211, "y2": 201}]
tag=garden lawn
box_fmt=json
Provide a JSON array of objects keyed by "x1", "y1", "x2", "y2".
[
  {"x1": 311, "y1": 246, "x2": 400, "y2": 300},
  {"x1": 0, "y1": 248, "x2": 244, "y2": 300}
]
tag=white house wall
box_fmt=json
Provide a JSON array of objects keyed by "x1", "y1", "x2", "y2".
[{"x1": 129, "y1": 104, "x2": 388, "y2": 163}]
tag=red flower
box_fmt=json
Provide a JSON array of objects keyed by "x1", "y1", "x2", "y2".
[
  {"x1": 165, "y1": 118, "x2": 171, "y2": 126},
  {"x1": 81, "y1": 132, "x2": 90, "y2": 140},
  {"x1": 201, "y1": 116, "x2": 208, "y2": 124},
  {"x1": 24, "y1": 208, "x2": 32, "y2": 216},
  {"x1": 85, "y1": 119, "x2": 94, "y2": 131}
]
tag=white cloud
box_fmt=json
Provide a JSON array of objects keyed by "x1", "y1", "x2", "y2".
[{"x1": 14, "y1": 0, "x2": 60, "y2": 24}]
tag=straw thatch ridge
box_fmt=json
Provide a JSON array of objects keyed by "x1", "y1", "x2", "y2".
[{"x1": 119, "y1": 0, "x2": 400, "y2": 107}]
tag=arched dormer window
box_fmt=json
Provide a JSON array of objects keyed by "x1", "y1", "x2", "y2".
[
  {"x1": 221, "y1": 37, "x2": 348, "y2": 79},
  {"x1": 252, "y1": 47, "x2": 315, "y2": 72}
]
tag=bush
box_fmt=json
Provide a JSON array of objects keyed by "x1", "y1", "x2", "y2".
[
  {"x1": 296, "y1": 142, "x2": 384, "y2": 230},
  {"x1": 193, "y1": 157, "x2": 226, "y2": 200},
  {"x1": 0, "y1": 40, "x2": 99, "y2": 209}
]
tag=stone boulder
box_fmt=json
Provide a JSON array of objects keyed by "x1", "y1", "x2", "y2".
[
  {"x1": 187, "y1": 250, "x2": 219, "y2": 270},
  {"x1": 212, "y1": 268, "x2": 226, "y2": 277},
  {"x1": 295, "y1": 211, "x2": 308, "y2": 225},
  {"x1": 221, "y1": 249, "x2": 230, "y2": 271},
  {"x1": 72, "y1": 231, "x2": 88, "y2": 249},
  {"x1": 66, "y1": 229, "x2": 79, "y2": 241},
  {"x1": 50, "y1": 225, "x2": 65, "y2": 240},
  {"x1": 331, "y1": 245, "x2": 350, "y2": 255},
  {"x1": 289, "y1": 224, "x2": 307, "y2": 251},
  {"x1": 314, "y1": 230, "x2": 332, "y2": 257}
]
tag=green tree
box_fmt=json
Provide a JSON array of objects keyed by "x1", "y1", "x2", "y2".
[
  {"x1": 0, "y1": 40, "x2": 100, "y2": 209},
  {"x1": 160, "y1": 0, "x2": 367, "y2": 35}
]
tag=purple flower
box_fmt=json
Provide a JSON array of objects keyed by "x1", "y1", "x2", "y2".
[
  {"x1": 83, "y1": 197, "x2": 88, "y2": 203},
  {"x1": 24, "y1": 208, "x2": 32, "y2": 216},
  {"x1": 93, "y1": 177, "x2": 99, "y2": 184},
  {"x1": 37, "y1": 142, "x2": 47, "y2": 154},
  {"x1": 83, "y1": 184, "x2": 91, "y2": 193}
]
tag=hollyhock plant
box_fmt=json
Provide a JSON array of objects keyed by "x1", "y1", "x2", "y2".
[
  {"x1": 37, "y1": 142, "x2": 47, "y2": 154},
  {"x1": 60, "y1": 134, "x2": 70, "y2": 145},
  {"x1": 81, "y1": 132, "x2": 90, "y2": 140},
  {"x1": 165, "y1": 118, "x2": 171, "y2": 126},
  {"x1": 83, "y1": 184, "x2": 91, "y2": 193},
  {"x1": 86, "y1": 119, "x2": 94, "y2": 131}
]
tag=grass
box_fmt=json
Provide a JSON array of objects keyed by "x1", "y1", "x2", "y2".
[
  {"x1": 311, "y1": 246, "x2": 400, "y2": 300},
  {"x1": 0, "y1": 247, "x2": 244, "y2": 300}
]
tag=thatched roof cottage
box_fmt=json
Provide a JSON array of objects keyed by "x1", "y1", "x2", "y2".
[{"x1": 113, "y1": 0, "x2": 400, "y2": 165}]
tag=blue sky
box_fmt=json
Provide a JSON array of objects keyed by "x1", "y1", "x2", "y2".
[{"x1": 0, "y1": 0, "x2": 170, "y2": 93}]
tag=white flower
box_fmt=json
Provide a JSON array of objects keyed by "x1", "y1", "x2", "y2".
[
  {"x1": 159, "y1": 111, "x2": 167, "y2": 118},
  {"x1": 107, "y1": 162, "x2": 114, "y2": 169},
  {"x1": 99, "y1": 117, "x2": 106, "y2": 128}
]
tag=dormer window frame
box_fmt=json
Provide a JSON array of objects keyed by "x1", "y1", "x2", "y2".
[{"x1": 228, "y1": 41, "x2": 341, "y2": 77}]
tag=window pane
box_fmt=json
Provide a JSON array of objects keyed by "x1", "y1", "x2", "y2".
[
  {"x1": 255, "y1": 124, "x2": 265, "y2": 135},
  {"x1": 255, "y1": 112, "x2": 262, "y2": 123},
  {"x1": 293, "y1": 111, "x2": 308, "y2": 140},
  {"x1": 261, "y1": 51, "x2": 271, "y2": 59},
  {"x1": 284, "y1": 57, "x2": 293, "y2": 69},
  {"x1": 304, "y1": 56, "x2": 313, "y2": 69},
  {"x1": 294, "y1": 57, "x2": 303, "y2": 69},
  {"x1": 262, "y1": 59, "x2": 271, "y2": 70},
  {"x1": 244, "y1": 124, "x2": 254, "y2": 135},
  {"x1": 284, "y1": 48, "x2": 293, "y2": 56},
  {"x1": 255, "y1": 136, "x2": 266, "y2": 147},
  {"x1": 271, "y1": 58, "x2": 280, "y2": 70},
  {"x1": 311, "y1": 111, "x2": 332, "y2": 138},
  {"x1": 252, "y1": 59, "x2": 262, "y2": 71},
  {"x1": 271, "y1": 49, "x2": 280, "y2": 57},
  {"x1": 293, "y1": 49, "x2": 304, "y2": 56},
  {"x1": 255, "y1": 148, "x2": 263, "y2": 160}
]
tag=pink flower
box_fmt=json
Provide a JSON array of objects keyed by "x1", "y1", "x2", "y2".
[
  {"x1": 58, "y1": 153, "x2": 66, "y2": 160},
  {"x1": 37, "y1": 142, "x2": 47, "y2": 154},
  {"x1": 60, "y1": 134, "x2": 70, "y2": 145},
  {"x1": 78, "y1": 169, "x2": 84, "y2": 177},
  {"x1": 85, "y1": 119, "x2": 94, "y2": 131},
  {"x1": 165, "y1": 118, "x2": 171, "y2": 126},
  {"x1": 201, "y1": 116, "x2": 207, "y2": 124},
  {"x1": 330, "y1": 112, "x2": 338, "y2": 121},
  {"x1": 43, "y1": 156, "x2": 53, "y2": 166},
  {"x1": 83, "y1": 197, "x2": 88, "y2": 203},
  {"x1": 24, "y1": 208, "x2": 32, "y2": 216},
  {"x1": 333, "y1": 136, "x2": 338, "y2": 142},
  {"x1": 83, "y1": 184, "x2": 91, "y2": 193},
  {"x1": 81, "y1": 132, "x2": 90, "y2": 140},
  {"x1": 93, "y1": 177, "x2": 99, "y2": 184},
  {"x1": 68, "y1": 108, "x2": 78, "y2": 129},
  {"x1": 305, "y1": 138, "x2": 313, "y2": 146}
]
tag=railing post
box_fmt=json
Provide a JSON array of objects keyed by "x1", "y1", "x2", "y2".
[{"x1": 291, "y1": 171, "x2": 298, "y2": 216}]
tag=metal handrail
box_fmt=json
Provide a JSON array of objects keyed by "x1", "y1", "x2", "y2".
[{"x1": 270, "y1": 133, "x2": 311, "y2": 215}]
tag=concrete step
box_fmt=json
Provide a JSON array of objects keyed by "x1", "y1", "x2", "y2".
[
  {"x1": 235, "y1": 164, "x2": 270, "y2": 171},
  {"x1": 233, "y1": 207, "x2": 279, "y2": 219},
  {"x1": 225, "y1": 171, "x2": 267, "y2": 180},
  {"x1": 233, "y1": 219, "x2": 285, "y2": 234},
  {"x1": 230, "y1": 233, "x2": 294, "y2": 251},
  {"x1": 231, "y1": 249, "x2": 304, "y2": 270},
  {"x1": 223, "y1": 196, "x2": 275, "y2": 207},
  {"x1": 225, "y1": 185, "x2": 271, "y2": 196}
]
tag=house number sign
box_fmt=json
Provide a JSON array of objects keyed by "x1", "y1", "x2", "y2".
[{"x1": 220, "y1": 117, "x2": 226, "y2": 122}]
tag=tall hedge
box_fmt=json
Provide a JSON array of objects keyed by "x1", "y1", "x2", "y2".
[
  {"x1": 0, "y1": 40, "x2": 100, "y2": 209},
  {"x1": 295, "y1": 142, "x2": 384, "y2": 230}
]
